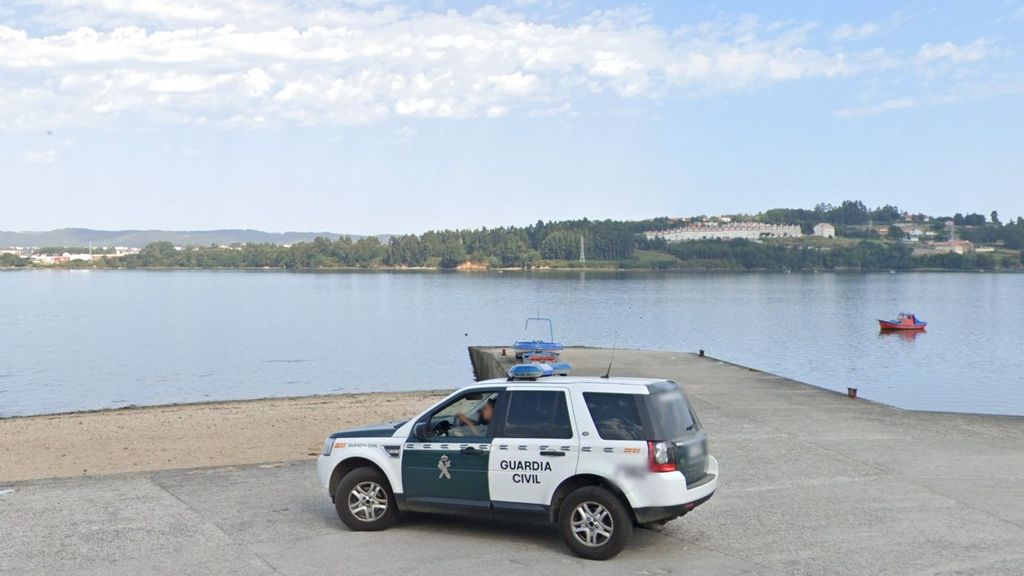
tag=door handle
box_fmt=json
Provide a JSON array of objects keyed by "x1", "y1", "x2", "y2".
[
  {"x1": 540, "y1": 451, "x2": 565, "y2": 457},
  {"x1": 460, "y1": 447, "x2": 481, "y2": 455}
]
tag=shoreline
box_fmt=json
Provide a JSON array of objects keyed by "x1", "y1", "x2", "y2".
[
  {"x1": 0, "y1": 390, "x2": 448, "y2": 483},
  {"x1": 0, "y1": 388, "x2": 452, "y2": 422},
  {"x1": 3, "y1": 265, "x2": 1021, "y2": 273},
  {"x1": 6, "y1": 347, "x2": 1023, "y2": 484}
]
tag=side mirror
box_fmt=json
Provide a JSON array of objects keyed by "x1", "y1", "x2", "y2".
[{"x1": 413, "y1": 421, "x2": 428, "y2": 440}]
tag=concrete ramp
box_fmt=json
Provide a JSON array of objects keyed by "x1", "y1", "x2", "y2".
[
  {"x1": 469, "y1": 346, "x2": 1024, "y2": 574},
  {"x1": 2, "y1": 347, "x2": 1022, "y2": 575}
]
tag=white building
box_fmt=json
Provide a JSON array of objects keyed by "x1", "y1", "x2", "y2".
[
  {"x1": 812, "y1": 223, "x2": 836, "y2": 238},
  {"x1": 646, "y1": 222, "x2": 802, "y2": 243}
]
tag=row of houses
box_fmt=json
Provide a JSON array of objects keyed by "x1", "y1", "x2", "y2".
[
  {"x1": 2, "y1": 247, "x2": 142, "y2": 265},
  {"x1": 646, "y1": 222, "x2": 810, "y2": 243}
]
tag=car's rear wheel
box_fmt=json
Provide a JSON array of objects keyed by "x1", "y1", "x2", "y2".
[
  {"x1": 558, "y1": 486, "x2": 633, "y2": 560},
  {"x1": 334, "y1": 467, "x2": 397, "y2": 531}
]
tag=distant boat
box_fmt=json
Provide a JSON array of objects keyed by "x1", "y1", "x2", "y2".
[
  {"x1": 513, "y1": 317, "x2": 564, "y2": 359},
  {"x1": 878, "y1": 313, "x2": 927, "y2": 331},
  {"x1": 522, "y1": 352, "x2": 560, "y2": 364}
]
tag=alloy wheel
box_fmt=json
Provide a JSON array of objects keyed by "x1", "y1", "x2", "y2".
[
  {"x1": 570, "y1": 501, "x2": 614, "y2": 547},
  {"x1": 347, "y1": 481, "x2": 388, "y2": 522}
]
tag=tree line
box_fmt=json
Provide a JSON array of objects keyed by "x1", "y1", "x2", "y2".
[
  {"x1": 3, "y1": 201, "x2": 1021, "y2": 271},
  {"x1": 654, "y1": 239, "x2": 1012, "y2": 271}
]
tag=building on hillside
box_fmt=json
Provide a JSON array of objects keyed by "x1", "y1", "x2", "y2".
[
  {"x1": 929, "y1": 240, "x2": 974, "y2": 255},
  {"x1": 645, "y1": 222, "x2": 802, "y2": 243},
  {"x1": 812, "y1": 223, "x2": 836, "y2": 238}
]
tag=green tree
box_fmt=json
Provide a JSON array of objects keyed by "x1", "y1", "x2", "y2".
[
  {"x1": 539, "y1": 230, "x2": 579, "y2": 260},
  {"x1": 438, "y1": 240, "x2": 466, "y2": 269},
  {"x1": 963, "y1": 213, "x2": 986, "y2": 226},
  {"x1": 138, "y1": 241, "x2": 179, "y2": 266}
]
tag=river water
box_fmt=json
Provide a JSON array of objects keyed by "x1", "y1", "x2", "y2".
[{"x1": 1, "y1": 270, "x2": 1021, "y2": 417}]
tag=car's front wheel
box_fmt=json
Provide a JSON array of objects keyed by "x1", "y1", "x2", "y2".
[
  {"x1": 334, "y1": 467, "x2": 397, "y2": 531},
  {"x1": 558, "y1": 486, "x2": 633, "y2": 560}
]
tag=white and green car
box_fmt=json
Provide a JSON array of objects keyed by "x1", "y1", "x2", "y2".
[{"x1": 316, "y1": 373, "x2": 718, "y2": 560}]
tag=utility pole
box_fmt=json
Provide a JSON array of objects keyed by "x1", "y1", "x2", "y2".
[{"x1": 579, "y1": 235, "x2": 586, "y2": 269}]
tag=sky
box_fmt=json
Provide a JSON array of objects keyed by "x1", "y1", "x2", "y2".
[{"x1": 1, "y1": 1, "x2": 1022, "y2": 234}]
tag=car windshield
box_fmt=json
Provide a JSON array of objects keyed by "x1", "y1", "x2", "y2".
[{"x1": 644, "y1": 385, "x2": 698, "y2": 439}]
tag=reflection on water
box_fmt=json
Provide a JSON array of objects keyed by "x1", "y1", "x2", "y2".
[
  {"x1": 878, "y1": 330, "x2": 925, "y2": 343},
  {"x1": 1, "y1": 270, "x2": 1022, "y2": 417}
]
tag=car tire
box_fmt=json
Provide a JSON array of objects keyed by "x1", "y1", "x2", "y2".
[
  {"x1": 334, "y1": 467, "x2": 397, "y2": 531},
  {"x1": 558, "y1": 486, "x2": 633, "y2": 560}
]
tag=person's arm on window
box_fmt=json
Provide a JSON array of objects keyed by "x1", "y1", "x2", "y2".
[{"x1": 456, "y1": 412, "x2": 481, "y2": 436}]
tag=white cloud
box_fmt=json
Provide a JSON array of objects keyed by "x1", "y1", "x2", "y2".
[
  {"x1": 22, "y1": 148, "x2": 58, "y2": 163},
  {"x1": 832, "y1": 22, "x2": 881, "y2": 41},
  {"x1": 528, "y1": 102, "x2": 572, "y2": 118},
  {"x1": 485, "y1": 105, "x2": 509, "y2": 118},
  {"x1": 835, "y1": 97, "x2": 917, "y2": 118},
  {"x1": 918, "y1": 40, "x2": 994, "y2": 64},
  {"x1": 0, "y1": 2, "x2": 1004, "y2": 129},
  {"x1": 487, "y1": 72, "x2": 538, "y2": 95},
  {"x1": 242, "y1": 68, "x2": 273, "y2": 96}
]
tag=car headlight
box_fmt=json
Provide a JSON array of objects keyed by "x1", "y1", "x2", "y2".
[{"x1": 321, "y1": 437, "x2": 334, "y2": 456}]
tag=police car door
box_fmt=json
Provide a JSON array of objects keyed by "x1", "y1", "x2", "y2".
[
  {"x1": 489, "y1": 388, "x2": 579, "y2": 514},
  {"x1": 402, "y1": 389, "x2": 502, "y2": 515}
]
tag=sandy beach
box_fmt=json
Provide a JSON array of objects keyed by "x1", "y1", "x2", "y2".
[{"x1": 0, "y1": 391, "x2": 447, "y2": 482}]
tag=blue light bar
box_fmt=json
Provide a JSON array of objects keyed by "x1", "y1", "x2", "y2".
[
  {"x1": 507, "y1": 362, "x2": 572, "y2": 380},
  {"x1": 549, "y1": 362, "x2": 572, "y2": 376},
  {"x1": 508, "y1": 364, "x2": 545, "y2": 379}
]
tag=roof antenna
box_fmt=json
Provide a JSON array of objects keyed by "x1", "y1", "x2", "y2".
[
  {"x1": 602, "y1": 307, "x2": 631, "y2": 379},
  {"x1": 602, "y1": 334, "x2": 618, "y2": 379}
]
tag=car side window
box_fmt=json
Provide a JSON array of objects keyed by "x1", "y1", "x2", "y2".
[
  {"x1": 583, "y1": 392, "x2": 645, "y2": 441},
  {"x1": 502, "y1": 390, "x2": 573, "y2": 439},
  {"x1": 424, "y1": 390, "x2": 500, "y2": 439}
]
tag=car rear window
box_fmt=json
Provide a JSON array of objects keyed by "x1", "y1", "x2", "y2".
[
  {"x1": 583, "y1": 392, "x2": 645, "y2": 441},
  {"x1": 645, "y1": 383, "x2": 698, "y2": 439}
]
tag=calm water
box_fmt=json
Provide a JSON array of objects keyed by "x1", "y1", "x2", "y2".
[{"x1": 1, "y1": 270, "x2": 1022, "y2": 417}]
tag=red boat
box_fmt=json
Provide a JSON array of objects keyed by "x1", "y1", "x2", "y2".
[{"x1": 878, "y1": 313, "x2": 927, "y2": 331}]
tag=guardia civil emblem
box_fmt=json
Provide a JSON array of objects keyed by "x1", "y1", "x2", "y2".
[{"x1": 437, "y1": 454, "x2": 452, "y2": 479}]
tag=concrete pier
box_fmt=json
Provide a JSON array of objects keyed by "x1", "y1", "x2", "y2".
[
  {"x1": 472, "y1": 346, "x2": 1024, "y2": 573},
  {"x1": 1, "y1": 347, "x2": 1022, "y2": 575}
]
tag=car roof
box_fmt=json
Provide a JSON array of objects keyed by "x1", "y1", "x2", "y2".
[{"x1": 477, "y1": 376, "x2": 669, "y2": 387}]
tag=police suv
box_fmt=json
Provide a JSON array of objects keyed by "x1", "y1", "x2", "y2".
[{"x1": 316, "y1": 369, "x2": 718, "y2": 560}]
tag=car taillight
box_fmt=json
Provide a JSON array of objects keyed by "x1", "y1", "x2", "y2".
[{"x1": 647, "y1": 440, "x2": 677, "y2": 473}]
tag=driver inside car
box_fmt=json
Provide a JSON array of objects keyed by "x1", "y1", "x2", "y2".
[{"x1": 454, "y1": 397, "x2": 495, "y2": 437}]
